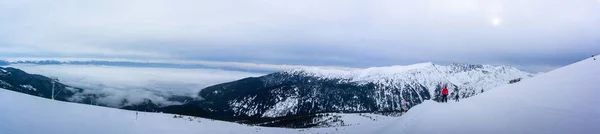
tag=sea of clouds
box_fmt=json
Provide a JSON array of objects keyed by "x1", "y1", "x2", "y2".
[{"x1": 8, "y1": 64, "x2": 263, "y2": 107}]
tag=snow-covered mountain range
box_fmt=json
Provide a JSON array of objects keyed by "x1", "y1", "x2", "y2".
[
  {"x1": 3, "y1": 57, "x2": 597, "y2": 134},
  {"x1": 284, "y1": 62, "x2": 533, "y2": 101},
  {"x1": 191, "y1": 62, "x2": 533, "y2": 121},
  {"x1": 1, "y1": 61, "x2": 533, "y2": 128}
]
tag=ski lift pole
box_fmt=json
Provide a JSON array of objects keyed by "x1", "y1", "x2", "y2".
[
  {"x1": 51, "y1": 79, "x2": 55, "y2": 100},
  {"x1": 51, "y1": 77, "x2": 58, "y2": 100}
]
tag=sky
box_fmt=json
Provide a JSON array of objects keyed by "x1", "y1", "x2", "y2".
[{"x1": 1, "y1": 0, "x2": 599, "y2": 72}]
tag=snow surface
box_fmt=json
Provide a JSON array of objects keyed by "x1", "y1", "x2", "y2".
[
  {"x1": 378, "y1": 57, "x2": 600, "y2": 134},
  {"x1": 0, "y1": 88, "x2": 394, "y2": 134},
  {"x1": 20, "y1": 85, "x2": 37, "y2": 91},
  {"x1": 263, "y1": 96, "x2": 299, "y2": 118}
]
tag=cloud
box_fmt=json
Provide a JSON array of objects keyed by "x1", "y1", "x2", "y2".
[
  {"x1": 1, "y1": 0, "x2": 599, "y2": 72},
  {"x1": 8, "y1": 64, "x2": 263, "y2": 107},
  {"x1": 0, "y1": 57, "x2": 358, "y2": 72}
]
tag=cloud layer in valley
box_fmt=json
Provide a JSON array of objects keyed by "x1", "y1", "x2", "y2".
[{"x1": 9, "y1": 64, "x2": 263, "y2": 107}]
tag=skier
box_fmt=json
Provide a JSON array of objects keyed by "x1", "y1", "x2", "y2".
[{"x1": 442, "y1": 87, "x2": 449, "y2": 103}]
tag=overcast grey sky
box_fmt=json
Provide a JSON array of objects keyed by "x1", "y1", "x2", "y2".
[{"x1": 1, "y1": 0, "x2": 599, "y2": 72}]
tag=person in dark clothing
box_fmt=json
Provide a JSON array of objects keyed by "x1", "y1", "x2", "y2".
[
  {"x1": 442, "y1": 87, "x2": 449, "y2": 103},
  {"x1": 455, "y1": 93, "x2": 460, "y2": 102},
  {"x1": 454, "y1": 89, "x2": 460, "y2": 102}
]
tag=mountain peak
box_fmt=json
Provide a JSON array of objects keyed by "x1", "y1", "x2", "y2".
[
  {"x1": 285, "y1": 62, "x2": 530, "y2": 79},
  {"x1": 283, "y1": 62, "x2": 533, "y2": 91},
  {"x1": 286, "y1": 62, "x2": 436, "y2": 74}
]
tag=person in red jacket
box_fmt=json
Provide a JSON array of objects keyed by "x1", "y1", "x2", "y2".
[{"x1": 442, "y1": 87, "x2": 449, "y2": 103}]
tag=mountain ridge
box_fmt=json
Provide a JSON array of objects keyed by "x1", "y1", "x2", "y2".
[{"x1": 194, "y1": 62, "x2": 533, "y2": 120}]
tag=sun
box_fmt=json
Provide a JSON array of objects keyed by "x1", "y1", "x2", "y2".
[{"x1": 492, "y1": 17, "x2": 501, "y2": 26}]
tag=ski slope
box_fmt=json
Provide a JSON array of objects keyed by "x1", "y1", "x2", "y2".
[
  {"x1": 379, "y1": 57, "x2": 600, "y2": 134},
  {"x1": 0, "y1": 86, "x2": 397, "y2": 134}
]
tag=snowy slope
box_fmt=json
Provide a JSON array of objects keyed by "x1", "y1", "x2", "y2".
[
  {"x1": 0, "y1": 87, "x2": 397, "y2": 134},
  {"x1": 378, "y1": 57, "x2": 600, "y2": 134}
]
